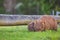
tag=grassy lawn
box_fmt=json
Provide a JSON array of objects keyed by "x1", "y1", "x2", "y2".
[{"x1": 0, "y1": 25, "x2": 60, "y2": 40}]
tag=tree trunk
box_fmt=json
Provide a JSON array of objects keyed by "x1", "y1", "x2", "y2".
[{"x1": 3, "y1": 0, "x2": 16, "y2": 14}]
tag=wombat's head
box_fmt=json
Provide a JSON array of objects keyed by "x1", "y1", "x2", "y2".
[{"x1": 28, "y1": 22, "x2": 35, "y2": 31}]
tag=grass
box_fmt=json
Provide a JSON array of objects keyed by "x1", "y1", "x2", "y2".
[{"x1": 0, "y1": 25, "x2": 60, "y2": 40}]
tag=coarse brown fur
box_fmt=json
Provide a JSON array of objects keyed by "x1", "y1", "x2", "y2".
[{"x1": 28, "y1": 15, "x2": 57, "y2": 32}]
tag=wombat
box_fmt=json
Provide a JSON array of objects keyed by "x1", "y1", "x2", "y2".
[{"x1": 28, "y1": 15, "x2": 57, "y2": 32}]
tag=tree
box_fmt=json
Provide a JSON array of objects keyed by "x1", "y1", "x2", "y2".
[
  {"x1": 1, "y1": 0, "x2": 60, "y2": 15},
  {"x1": 3, "y1": 0, "x2": 16, "y2": 14}
]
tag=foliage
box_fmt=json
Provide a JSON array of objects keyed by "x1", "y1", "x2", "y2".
[
  {"x1": 0, "y1": 0, "x2": 60, "y2": 14},
  {"x1": 40, "y1": 0, "x2": 56, "y2": 14},
  {"x1": 0, "y1": 0, "x2": 5, "y2": 14},
  {"x1": 17, "y1": 0, "x2": 57, "y2": 15}
]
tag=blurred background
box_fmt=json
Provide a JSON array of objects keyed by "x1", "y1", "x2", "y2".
[{"x1": 0, "y1": 0, "x2": 60, "y2": 15}]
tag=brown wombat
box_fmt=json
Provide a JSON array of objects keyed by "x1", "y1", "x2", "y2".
[{"x1": 28, "y1": 15, "x2": 57, "y2": 32}]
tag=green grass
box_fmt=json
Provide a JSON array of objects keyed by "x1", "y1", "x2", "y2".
[{"x1": 0, "y1": 25, "x2": 60, "y2": 40}]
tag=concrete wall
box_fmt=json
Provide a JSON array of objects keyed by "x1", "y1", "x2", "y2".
[{"x1": 0, "y1": 14, "x2": 60, "y2": 25}]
